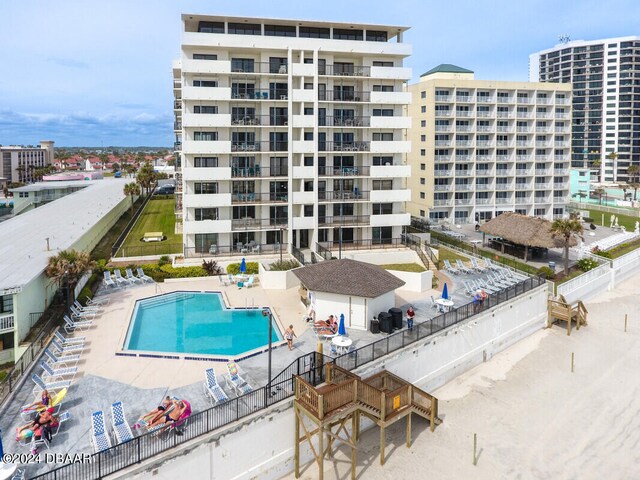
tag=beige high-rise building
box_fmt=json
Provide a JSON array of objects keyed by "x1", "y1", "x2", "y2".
[
  {"x1": 407, "y1": 65, "x2": 572, "y2": 226},
  {"x1": 0, "y1": 141, "x2": 54, "y2": 185}
]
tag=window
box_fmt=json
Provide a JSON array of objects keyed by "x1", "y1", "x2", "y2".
[
  {"x1": 421, "y1": 91, "x2": 426, "y2": 99},
  {"x1": 366, "y1": 30, "x2": 387, "y2": 42},
  {"x1": 304, "y1": 83, "x2": 313, "y2": 90},
  {"x1": 372, "y1": 85, "x2": 393, "y2": 92},
  {"x1": 420, "y1": 192, "x2": 425, "y2": 199},
  {"x1": 194, "y1": 105, "x2": 218, "y2": 114},
  {"x1": 231, "y1": 58, "x2": 255, "y2": 73},
  {"x1": 228, "y1": 23, "x2": 261, "y2": 35},
  {"x1": 304, "y1": 205, "x2": 314, "y2": 217},
  {"x1": 420, "y1": 135, "x2": 426, "y2": 142},
  {"x1": 373, "y1": 180, "x2": 393, "y2": 190},
  {"x1": 198, "y1": 21, "x2": 224, "y2": 33},
  {"x1": 304, "y1": 107, "x2": 314, "y2": 115},
  {"x1": 194, "y1": 157, "x2": 218, "y2": 167},
  {"x1": 193, "y1": 53, "x2": 217, "y2": 60},
  {"x1": 372, "y1": 203, "x2": 393, "y2": 214},
  {"x1": 194, "y1": 208, "x2": 219, "y2": 221},
  {"x1": 299, "y1": 26, "x2": 330, "y2": 38},
  {"x1": 194, "y1": 182, "x2": 218, "y2": 194},
  {"x1": 373, "y1": 133, "x2": 393, "y2": 141},
  {"x1": 304, "y1": 156, "x2": 314, "y2": 166},
  {"x1": 420, "y1": 178, "x2": 426, "y2": 185},
  {"x1": 372, "y1": 109, "x2": 394, "y2": 116},
  {"x1": 194, "y1": 131, "x2": 218, "y2": 141},
  {"x1": 0, "y1": 295, "x2": 13, "y2": 314},
  {"x1": 420, "y1": 163, "x2": 426, "y2": 170},
  {"x1": 420, "y1": 149, "x2": 426, "y2": 156},
  {"x1": 304, "y1": 181, "x2": 314, "y2": 192},
  {"x1": 193, "y1": 79, "x2": 218, "y2": 87},
  {"x1": 373, "y1": 61, "x2": 394, "y2": 67},
  {"x1": 421, "y1": 106, "x2": 426, "y2": 113},
  {"x1": 420, "y1": 210, "x2": 425, "y2": 217},
  {"x1": 304, "y1": 132, "x2": 313, "y2": 141},
  {"x1": 264, "y1": 24, "x2": 296, "y2": 37},
  {"x1": 333, "y1": 28, "x2": 363, "y2": 41},
  {"x1": 372, "y1": 156, "x2": 393, "y2": 166}
]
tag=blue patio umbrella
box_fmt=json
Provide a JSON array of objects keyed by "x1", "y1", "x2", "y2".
[
  {"x1": 0, "y1": 427, "x2": 4, "y2": 458},
  {"x1": 442, "y1": 282, "x2": 449, "y2": 300},
  {"x1": 239, "y1": 257, "x2": 247, "y2": 274},
  {"x1": 338, "y1": 313, "x2": 346, "y2": 336}
]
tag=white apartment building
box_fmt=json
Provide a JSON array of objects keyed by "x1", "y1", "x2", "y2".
[
  {"x1": 407, "y1": 65, "x2": 572, "y2": 225},
  {"x1": 0, "y1": 141, "x2": 55, "y2": 185},
  {"x1": 530, "y1": 36, "x2": 640, "y2": 183},
  {"x1": 174, "y1": 15, "x2": 412, "y2": 257}
]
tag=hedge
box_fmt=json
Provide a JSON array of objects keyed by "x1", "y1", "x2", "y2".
[{"x1": 226, "y1": 262, "x2": 259, "y2": 275}]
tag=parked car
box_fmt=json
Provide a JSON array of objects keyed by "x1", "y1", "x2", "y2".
[{"x1": 154, "y1": 185, "x2": 175, "y2": 195}]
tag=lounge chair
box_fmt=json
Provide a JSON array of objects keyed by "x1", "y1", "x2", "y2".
[
  {"x1": 70, "y1": 305, "x2": 97, "y2": 320},
  {"x1": 462, "y1": 280, "x2": 476, "y2": 297},
  {"x1": 103, "y1": 271, "x2": 117, "y2": 288},
  {"x1": 483, "y1": 258, "x2": 501, "y2": 271},
  {"x1": 110, "y1": 401, "x2": 134, "y2": 444},
  {"x1": 51, "y1": 336, "x2": 85, "y2": 354},
  {"x1": 32, "y1": 373, "x2": 71, "y2": 395},
  {"x1": 113, "y1": 269, "x2": 131, "y2": 286},
  {"x1": 204, "y1": 368, "x2": 229, "y2": 406},
  {"x1": 219, "y1": 275, "x2": 230, "y2": 286},
  {"x1": 126, "y1": 268, "x2": 142, "y2": 284},
  {"x1": 225, "y1": 362, "x2": 253, "y2": 396},
  {"x1": 90, "y1": 410, "x2": 112, "y2": 453},
  {"x1": 456, "y1": 259, "x2": 472, "y2": 274},
  {"x1": 87, "y1": 295, "x2": 110, "y2": 306},
  {"x1": 54, "y1": 329, "x2": 85, "y2": 346},
  {"x1": 73, "y1": 300, "x2": 101, "y2": 312},
  {"x1": 44, "y1": 348, "x2": 80, "y2": 367},
  {"x1": 136, "y1": 267, "x2": 154, "y2": 283},
  {"x1": 430, "y1": 295, "x2": 439, "y2": 309},
  {"x1": 158, "y1": 400, "x2": 191, "y2": 441},
  {"x1": 63, "y1": 314, "x2": 92, "y2": 334},
  {"x1": 31, "y1": 411, "x2": 70, "y2": 452},
  {"x1": 443, "y1": 259, "x2": 460, "y2": 275},
  {"x1": 313, "y1": 324, "x2": 339, "y2": 341},
  {"x1": 41, "y1": 361, "x2": 77, "y2": 380},
  {"x1": 245, "y1": 275, "x2": 255, "y2": 288},
  {"x1": 471, "y1": 257, "x2": 487, "y2": 273},
  {"x1": 20, "y1": 388, "x2": 67, "y2": 421}
]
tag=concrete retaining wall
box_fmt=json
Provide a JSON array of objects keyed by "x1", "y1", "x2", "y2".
[{"x1": 388, "y1": 269, "x2": 433, "y2": 292}]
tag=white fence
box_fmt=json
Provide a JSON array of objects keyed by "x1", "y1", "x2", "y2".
[{"x1": 556, "y1": 248, "x2": 640, "y2": 303}]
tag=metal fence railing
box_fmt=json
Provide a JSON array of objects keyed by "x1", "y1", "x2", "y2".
[
  {"x1": 31, "y1": 275, "x2": 546, "y2": 480},
  {"x1": 291, "y1": 244, "x2": 306, "y2": 265},
  {"x1": 111, "y1": 193, "x2": 154, "y2": 257}
]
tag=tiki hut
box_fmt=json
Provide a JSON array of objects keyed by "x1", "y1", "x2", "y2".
[{"x1": 479, "y1": 212, "x2": 577, "y2": 260}]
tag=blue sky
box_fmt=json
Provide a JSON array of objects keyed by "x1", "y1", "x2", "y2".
[{"x1": 0, "y1": 0, "x2": 638, "y2": 147}]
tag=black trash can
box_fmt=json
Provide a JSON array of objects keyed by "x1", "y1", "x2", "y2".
[
  {"x1": 378, "y1": 312, "x2": 393, "y2": 334},
  {"x1": 370, "y1": 318, "x2": 380, "y2": 334},
  {"x1": 388, "y1": 308, "x2": 403, "y2": 330}
]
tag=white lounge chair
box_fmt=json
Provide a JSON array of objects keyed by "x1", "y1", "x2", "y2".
[
  {"x1": 443, "y1": 259, "x2": 460, "y2": 275},
  {"x1": 462, "y1": 280, "x2": 476, "y2": 297},
  {"x1": 70, "y1": 305, "x2": 97, "y2": 320},
  {"x1": 54, "y1": 329, "x2": 85, "y2": 346},
  {"x1": 51, "y1": 336, "x2": 85, "y2": 355},
  {"x1": 471, "y1": 257, "x2": 487, "y2": 273},
  {"x1": 456, "y1": 259, "x2": 472, "y2": 274},
  {"x1": 245, "y1": 275, "x2": 255, "y2": 288},
  {"x1": 73, "y1": 300, "x2": 101, "y2": 312},
  {"x1": 126, "y1": 268, "x2": 142, "y2": 284},
  {"x1": 64, "y1": 314, "x2": 93, "y2": 334},
  {"x1": 136, "y1": 267, "x2": 153, "y2": 283},
  {"x1": 103, "y1": 271, "x2": 117, "y2": 288},
  {"x1": 225, "y1": 362, "x2": 253, "y2": 396},
  {"x1": 110, "y1": 401, "x2": 134, "y2": 444},
  {"x1": 219, "y1": 275, "x2": 230, "y2": 286},
  {"x1": 32, "y1": 373, "x2": 71, "y2": 395},
  {"x1": 90, "y1": 410, "x2": 112, "y2": 453},
  {"x1": 41, "y1": 361, "x2": 77, "y2": 381},
  {"x1": 204, "y1": 368, "x2": 229, "y2": 406},
  {"x1": 44, "y1": 348, "x2": 80, "y2": 367},
  {"x1": 113, "y1": 269, "x2": 131, "y2": 286},
  {"x1": 87, "y1": 295, "x2": 110, "y2": 306},
  {"x1": 483, "y1": 258, "x2": 501, "y2": 271},
  {"x1": 430, "y1": 295, "x2": 439, "y2": 309}
]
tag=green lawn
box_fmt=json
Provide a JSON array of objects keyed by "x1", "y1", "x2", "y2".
[
  {"x1": 118, "y1": 198, "x2": 182, "y2": 257},
  {"x1": 381, "y1": 263, "x2": 426, "y2": 273},
  {"x1": 436, "y1": 246, "x2": 469, "y2": 266},
  {"x1": 586, "y1": 208, "x2": 639, "y2": 232}
]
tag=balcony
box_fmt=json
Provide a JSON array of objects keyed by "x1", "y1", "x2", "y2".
[
  {"x1": 455, "y1": 111, "x2": 474, "y2": 117},
  {"x1": 320, "y1": 116, "x2": 370, "y2": 127},
  {"x1": 496, "y1": 141, "x2": 512, "y2": 147},
  {"x1": 475, "y1": 198, "x2": 492, "y2": 205},
  {"x1": 515, "y1": 197, "x2": 531, "y2": 204},
  {"x1": 434, "y1": 170, "x2": 453, "y2": 177},
  {"x1": 476, "y1": 155, "x2": 492, "y2": 162},
  {"x1": 516, "y1": 141, "x2": 531, "y2": 147},
  {"x1": 435, "y1": 125, "x2": 453, "y2": 132},
  {"x1": 455, "y1": 155, "x2": 472, "y2": 162},
  {"x1": 456, "y1": 140, "x2": 473, "y2": 147},
  {"x1": 536, "y1": 112, "x2": 553, "y2": 119},
  {"x1": 318, "y1": 141, "x2": 370, "y2": 152},
  {"x1": 496, "y1": 155, "x2": 512, "y2": 161},
  {"x1": 455, "y1": 198, "x2": 472, "y2": 205},
  {"x1": 496, "y1": 112, "x2": 513, "y2": 118},
  {"x1": 475, "y1": 184, "x2": 494, "y2": 191},
  {"x1": 231, "y1": 217, "x2": 288, "y2": 231},
  {"x1": 321, "y1": 64, "x2": 371, "y2": 77},
  {"x1": 231, "y1": 165, "x2": 288, "y2": 178},
  {"x1": 495, "y1": 198, "x2": 512, "y2": 204},
  {"x1": 477, "y1": 96, "x2": 495, "y2": 103},
  {"x1": 318, "y1": 215, "x2": 370, "y2": 226},
  {"x1": 535, "y1": 141, "x2": 552, "y2": 148},
  {"x1": 231, "y1": 192, "x2": 288, "y2": 204},
  {"x1": 496, "y1": 169, "x2": 513, "y2": 176},
  {"x1": 554, "y1": 141, "x2": 570, "y2": 147},
  {"x1": 534, "y1": 182, "x2": 552, "y2": 190},
  {"x1": 435, "y1": 110, "x2": 452, "y2": 117},
  {"x1": 435, "y1": 155, "x2": 452, "y2": 163},
  {"x1": 534, "y1": 169, "x2": 551, "y2": 175},
  {"x1": 317, "y1": 165, "x2": 371, "y2": 177},
  {"x1": 229, "y1": 62, "x2": 290, "y2": 75},
  {"x1": 554, "y1": 168, "x2": 569, "y2": 175},
  {"x1": 231, "y1": 115, "x2": 288, "y2": 127},
  {"x1": 476, "y1": 125, "x2": 492, "y2": 132},
  {"x1": 433, "y1": 199, "x2": 453, "y2": 206},
  {"x1": 319, "y1": 191, "x2": 371, "y2": 202},
  {"x1": 516, "y1": 112, "x2": 533, "y2": 119},
  {"x1": 456, "y1": 96, "x2": 475, "y2": 103},
  {"x1": 174, "y1": 100, "x2": 182, "y2": 110},
  {"x1": 456, "y1": 125, "x2": 473, "y2": 132},
  {"x1": 535, "y1": 127, "x2": 552, "y2": 133},
  {"x1": 555, "y1": 113, "x2": 570, "y2": 119},
  {"x1": 517, "y1": 97, "x2": 532, "y2": 104},
  {"x1": 515, "y1": 169, "x2": 532, "y2": 175},
  {"x1": 434, "y1": 184, "x2": 453, "y2": 191},
  {"x1": 232, "y1": 89, "x2": 288, "y2": 101},
  {"x1": 497, "y1": 96, "x2": 514, "y2": 103},
  {"x1": 435, "y1": 95, "x2": 453, "y2": 102},
  {"x1": 455, "y1": 184, "x2": 473, "y2": 191},
  {"x1": 536, "y1": 97, "x2": 552, "y2": 104},
  {"x1": 455, "y1": 170, "x2": 473, "y2": 177},
  {"x1": 476, "y1": 140, "x2": 493, "y2": 147},
  {"x1": 435, "y1": 140, "x2": 452, "y2": 147},
  {"x1": 534, "y1": 196, "x2": 551, "y2": 203},
  {"x1": 291, "y1": 89, "x2": 315, "y2": 102},
  {"x1": 556, "y1": 98, "x2": 570, "y2": 104},
  {"x1": 0, "y1": 313, "x2": 14, "y2": 334},
  {"x1": 516, "y1": 127, "x2": 532, "y2": 133},
  {"x1": 495, "y1": 183, "x2": 513, "y2": 191},
  {"x1": 371, "y1": 141, "x2": 411, "y2": 153}
]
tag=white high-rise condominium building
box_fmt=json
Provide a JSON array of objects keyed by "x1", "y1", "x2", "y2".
[
  {"x1": 530, "y1": 36, "x2": 640, "y2": 183},
  {"x1": 407, "y1": 65, "x2": 572, "y2": 225},
  {"x1": 174, "y1": 14, "x2": 412, "y2": 257}
]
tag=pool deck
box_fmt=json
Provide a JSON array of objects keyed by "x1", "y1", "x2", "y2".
[{"x1": 0, "y1": 275, "x2": 467, "y2": 477}]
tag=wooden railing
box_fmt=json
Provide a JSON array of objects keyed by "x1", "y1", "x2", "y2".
[
  {"x1": 295, "y1": 375, "x2": 320, "y2": 416},
  {"x1": 411, "y1": 385, "x2": 440, "y2": 431},
  {"x1": 384, "y1": 383, "x2": 410, "y2": 418},
  {"x1": 321, "y1": 379, "x2": 357, "y2": 419},
  {"x1": 326, "y1": 363, "x2": 358, "y2": 385},
  {"x1": 357, "y1": 381, "x2": 382, "y2": 413}
]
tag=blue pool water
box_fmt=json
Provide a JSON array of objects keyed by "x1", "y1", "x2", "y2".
[{"x1": 125, "y1": 292, "x2": 282, "y2": 356}]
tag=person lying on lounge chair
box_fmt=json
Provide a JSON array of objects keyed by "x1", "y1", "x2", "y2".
[
  {"x1": 23, "y1": 389, "x2": 51, "y2": 412},
  {"x1": 132, "y1": 396, "x2": 173, "y2": 429},
  {"x1": 146, "y1": 400, "x2": 188, "y2": 429},
  {"x1": 16, "y1": 408, "x2": 53, "y2": 438},
  {"x1": 314, "y1": 316, "x2": 338, "y2": 335}
]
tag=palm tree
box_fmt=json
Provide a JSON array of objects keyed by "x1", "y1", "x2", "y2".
[
  {"x1": 591, "y1": 159, "x2": 602, "y2": 183},
  {"x1": 550, "y1": 219, "x2": 584, "y2": 276},
  {"x1": 593, "y1": 186, "x2": 605, "y2": 205},
  {"x1": 627, "y1": 165, "x2": 640, "y2": 201},
  {"x1": 123, "y1": 182, "x2": 141, "y2": 216},
  {"x1": 136, "y1": 162, "x2": 157, "y2": 196},
  {"x1": 45, "y1": 250, "x2": 95, "y2": 306}
]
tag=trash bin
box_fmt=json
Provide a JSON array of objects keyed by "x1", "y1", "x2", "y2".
[
  {"x1": 388, "y1": 308, "x2": 403, "y2": 330},
  {"x1": 370, "y1": 318, "x2": 380, "y2": 334},
  {"x1": 548, "y1": 261, "x2": 556, "y2": 271}
]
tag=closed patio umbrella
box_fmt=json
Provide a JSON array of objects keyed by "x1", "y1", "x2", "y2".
[
  {"x1": 442, "y1": 282, "x2": 449, "y2": 300},
  {"x1": 240, "y1": 257, "x2": 247, "y2": 274},
  {"x1": 338, "y1": 313, "x2": 346, "y2": 336}
]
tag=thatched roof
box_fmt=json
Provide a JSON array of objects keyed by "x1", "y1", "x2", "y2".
[
  {"x1": 479, "y1": 212, "x2": 578, "y2": 248},
  {"x1": 292, "y1": 259, "x2": 405, "y2": 298}
]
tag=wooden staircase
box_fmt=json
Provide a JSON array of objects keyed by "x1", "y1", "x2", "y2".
[{"x1": 547, "y1": 294, "x2": 588, "y2": 336}]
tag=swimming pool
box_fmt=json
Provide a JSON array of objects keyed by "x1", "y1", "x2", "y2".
[{"x1": 124, "y1": 291, "x2": 282, "y2": 357}]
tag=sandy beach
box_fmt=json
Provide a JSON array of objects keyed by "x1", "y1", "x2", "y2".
[{"x1": 284, "y1": 272, "x2": 640, "y2": 480}]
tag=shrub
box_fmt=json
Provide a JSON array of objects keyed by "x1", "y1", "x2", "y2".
[
  {"x1": 269, "y1": 259, "x2": 300, "y2": 271},
  {"x1": 158, "y1": 255, "x2": 171, "y2": 267},
  {"x1": 159, "y1": 264, "x2": 207, "y2": 278},
  {"x1": 202, "y1": 259, "x2": 223, "y2": 276},
  {"x1": 577, "y1": 258, "x2": 599, "y2": 272},
  {"x1": 582, "y1": 217, "x2": 594, "y2": 223},
  {"x1": 226, "y1": 261, "x2": 259, "y2": 275},
  {"x1": 77, "y1": 273, "x2": 99, "y2": 305},
  {"x1": 0, "y1": 371, "x2": 7, "y2": 382},
  {"x1": 94, "y1": 259, "x2": 108, "y2": 273},
  {"x1": 536, "y1": 266, "x2": 556, "y2": 279}
]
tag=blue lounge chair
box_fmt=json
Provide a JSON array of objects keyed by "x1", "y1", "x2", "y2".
[
  {"x1": 52, "y1": 335, "x2": 85, "y2": 354},
  {"x1": 63, "y1": 314, "x2": 92, "y2": 334},
  {"x1": 136, "y1": 267, "x2": 153, "y2": 283},
  {"x1": 204, "y1": 368, "x2": 229, "y2": 406},
  {"x1": 41, "y1": 361, "x2": 77, "y2": 380},
  {"x1": 110, "y1": 402, "x2": 134, "y2": 444},
  {"x1": 54, "y1": 329, "x2": 85, "y2": 346},
  {"x1": 32, "y1": 373, "x2": 71, "y2": 395},
  {"x1": 225, "y1": 362, "x2": 252, "y2": 396},
  {"x1": 44, "y1": 348, "x2": 80, "y2": 367},
  {"x1": 103, "y1": 271, "x2": 117, "y2": 288},
  {"x1": 90, "y1": 410, "x2": 112, "y2": 453}
]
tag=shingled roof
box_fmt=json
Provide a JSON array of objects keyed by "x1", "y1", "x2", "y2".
[{"x1": 292, "y1": 259, "x2": 405, "y2": 298}]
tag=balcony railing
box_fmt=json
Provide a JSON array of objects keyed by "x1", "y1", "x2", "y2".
[
  {"x1": 231, "y1": 115, "x2": 288, "y2": 126},
  {"x1": 435, "y1": 110, "x2": 452, "y2": 116},
  {"x1": 435, "y1": 125, "x2": 452, "y2": 132},
  {"x1": 231, "y1": 89, "x2": 288, "y2": 100},
  {"x1": 318, "y1": 166, "x2": 370, "y2": 177},
  {"x1": 476, "y1": 96, "x2": 494, "y2": 103},
  {"x1": 495, "y1": 184, "x2": 513, "y2": 190},
  {"x1": 455, "y1": 155, "x2": 472, "y2": 162},
  {"x1": 231, "y1": 166, "x2": 288, "y2": 178},
  {"x1": 433, "y1": 199, "x2": 453, "y2": 206},
  {"x1": 231, "y1": 141, "x2": 288, "y2": 152},
  {"x1": 0, "y1": 313, "x2": 14, "y2": 333},
  {"x1": 496, "y1": 169, "x2": 513, "y2": 176},
  {"x1": 497, "y1": 96, "x2": 514, "y2": 103},
  {"x1": 455, "y1": 198, "x2": 472, "y2": 205},
  {"x1": 515, "y1": 169, "x2": 532, "y2": 175},
  {"x1": 476, "y1": 125, "x2": 492, "y2": 132},
  {"x1": 321, "y1": 64, "x2": 371, "y2": 76},
  {"x1": 455, "y1": 184, "x2": 473, "y2": 191},
  {"x1": 434, "y1": 140, "x2": 452, "y2": 147},
  {"x1": 434, "y1": 184, "x2": 452, "y2": 191},
  {"x1": 319, "y1": 190, "x2": 370, "y2": 202},
  {"x1": 319, "y1": 116, "x2": 370, "y2": 127},
  {"x1": 231, "y1": 192, "x2": 288, "y2": 204},
  {"x1": 319, "y1": 91, "x2": 371, "y2": 102},
  {"x1": 476, "y1": 155, "x2": 492, "y2": 162},
  {"x1": 475, "y1": 184, "x2": 494, "y2": 191},
  {"x1": 455, "y1": 170, "x2": 473, "y2": 177},
  {"x1": 456, "y1": 141, "x2": 473, "y2": 147},
  {"x1": 185, "y1": 242, "x2": 284, "y2": 258},
  {"x1": 435, "y1": 95, "x2": 453, "y2": 102},
  {"x1": 231, "y1": 62, "x2": 289, "y2": 74},
  {"x1": 319, "y1": 141, "x2": 370, "y2": 152},
  {"x1": 174, "y1": 101, "x2": 182, "y2": 110},
  {"x1": 231, "y1": 217, "x2": 288, "y2": 230},
  {"x1": 495, "y1": 198, "x2": 512, "y2": 204},
  {"x1": 497, "y1": 126, "x2": 513, "y2": 133},
  {"x1": 434, "y1": 170, "x2": 453, "y2": 177},
  {"x1": 434, "y1": 155, "x2": 452, "y2": 162},
  {"x1": 515, "y1": 197, "x2": 531, "y2": 204},
  {"x1": 516, "y1": 127, "x2": 532, "y2": 133},
  {"x1": 456, "y1": 96, "x2": 475, "y2": 103},
  {"x1": 318, "y1": 215, "x2": 370, "y2": 226},
  {"x1": 455, "y1": 110, "x2": 473, "y2": 117}
]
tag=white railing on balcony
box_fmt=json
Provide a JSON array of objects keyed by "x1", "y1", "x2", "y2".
[
  {"x1": 455, "y1": 198, "x2": 472, "y2": 205},
  {"x1": 0, "y1": 313, "x2": 15, "y2": 333},
  {"x1": 496, "y1": 126, "x2": 513, "y2": 132},
  {"x1": 456, "y1": 141, "x2": 473, "y2": 147},
  {"x1": 434, "y1": 199, "x2": 453, "y2": 206},
  {"x1": 435, "y1": 95, "x2": 453, "y2": 102},
  {"x1": 476, "y1": 126, "x2": 492, "y2": 132},
  {"x1": 455, "y1": 184, "x2": 473, "y2": 191},
  {"x1": 476, "y1": 140, "x2": 493, "y2": 147},
  {"x1": 495, "y1": 198, "x2": 512, "y2": 204},
  {"x1": 495, "y1": 183, "x2": 514, "y2": 191},
  {"x1": 456, "y1": 96, "x2": 475, "y2": 103},
  {"x1": 515, "y1": 197, "x2": 531, "y2": 204},
  {"x1": 435, "y1": 125, "x2": 452, "y2": 132},
  {"x1": 456, "y1": 126, "x2": 473, "y2": 132},
  {"x1": 435, "y1": 140, "x2": 452, "y2": 147},
  {"x1": 477, "y1": 96, "x2": 494, "y2": 103},
  {"x1": 476, "y1": 111, "x2": 492, "y2": 118},
  {"x1": 456, "y1": 111, "x2": 473, "y2": 117},
  {"x1": 476, "y1": 155, "x2": 492, "y2": 162},
  {"x1": 434, "y1": 184, "x2": 452, "y2": 191},
  {"x1": 435, "y1": 155, "x2": 452, "y2": 162},
  {"x1": 515, "y1": 169, "x2": 532, "y2": 175},
  {"x1": 435, "y1": 110, "x2": 452, "y2": 116},
  {"x1": 434, "y1": 170, "x2": 453, "y2": 177},
  {"x1": 516, "y1": 127, "x2": 532, "y2": 133}
]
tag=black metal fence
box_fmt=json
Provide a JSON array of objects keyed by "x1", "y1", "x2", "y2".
[
  {"x1": 110, "y1": 193, "x2": 155, "y2": 257},
  {"x1": 31, "y1": 275, "x2": 546, "y2": 480}
]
